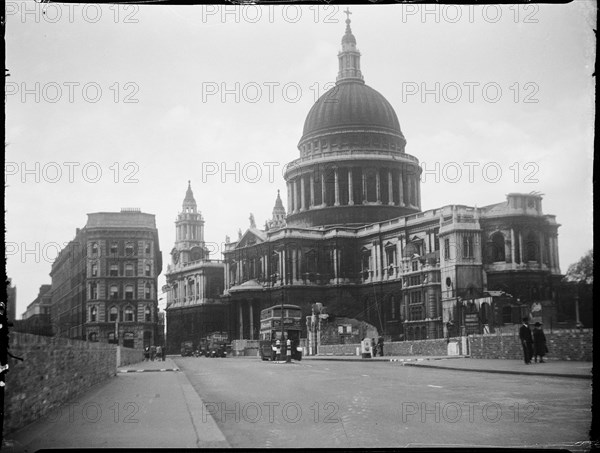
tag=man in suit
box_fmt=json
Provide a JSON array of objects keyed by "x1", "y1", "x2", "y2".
[{"x1": 519, "y1": 317, "x2": 533, "y2": 364}]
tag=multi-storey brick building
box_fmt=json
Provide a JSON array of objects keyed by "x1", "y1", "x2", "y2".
[{"x1": 50, "y1": 209, "x2": 162, "y2": 349}]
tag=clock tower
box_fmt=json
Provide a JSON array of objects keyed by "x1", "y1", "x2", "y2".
[{"x1": 171, "y1": 181, "x2": 207, "y2": 265}]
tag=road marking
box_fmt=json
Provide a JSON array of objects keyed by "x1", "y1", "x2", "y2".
[
  {"x1": 427, "y1": 384, "x2": 443, "y2": 388},
  {"x1": 361, "y1": 374, "x2": 369, "y2": 377}
]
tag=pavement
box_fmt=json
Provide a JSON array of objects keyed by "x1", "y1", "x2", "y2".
[
  {"x1": 303, "y1": 354, "x2": 593, "y2": 379},
  {"x1": 2, "y1": 357, "x2": 230, "y2": 452},
  {"x1": 2, "y1": 354, "x2": 592, "y2": 451}
]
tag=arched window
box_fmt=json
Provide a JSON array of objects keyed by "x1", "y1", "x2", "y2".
[
  {"x1": 124, "y1": 306, "x2": 134, "y2": 322},
  {"x1": 88, "y1": 332, "x2": 98, "y2": 342},
  {"x1": 526, "y1": 232, "x2": 538, "y2": 262},
  {"x1": 490, "y1": 232, "x2": 506, "y2": 262},
  {"x1": 90, "y1": 306, "x2": 97, "y2": 322},
  {"x1": 145, "y1": 306, "x2": 152, "y2": 322},
  {"x1": 145, "y1": 283, "x2": 151, "y2": 299},
  {"x1": 361, "y1": 248, "x2": 371, "y2": 280},
  {"x1": 108, "y1": 332, "x2": 117, "y2": 344},
  {"x1": 89, "y1": 283, "x2": 97, "y2": 300},
  {"x1": 109, "y1": 306, "x2": 118, "y2": 322},
  {"x1": 91, "y1": 242, "x2": 98, "y2": 255},
  {"x1": 125, "y1": 242, "x2": 135, "y2": 256},
  {"x1": 125, "y1": 263, "x2": 134, "y2": 277},
  {"x1": 123, "y1": 332, "x2": 134, "y2": 348},
  {"x1": 125, "y1": 284, "x2": 134, "y2": 300},
  {"x1": 91, "y1": 262, "x2": 98, "y2": 277},
  {"x1": 110, "y1": 242, "x2": 119, "y2": 255},
  {"x1": 110, "y1": 285, "x2": 119, "y2": 299}
]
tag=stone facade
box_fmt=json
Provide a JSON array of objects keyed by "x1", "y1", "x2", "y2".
[
  {"x1": 4, "y1": 333, "x2": 141, "y2": 435},
  {"x1": 219, "y1": 22, "x2": 563, "y2": 346},
  {"x1": 164, "y1": 183, "x2": 226, "y2": 354}
]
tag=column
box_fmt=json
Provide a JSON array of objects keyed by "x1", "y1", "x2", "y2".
[
  {"x1": 362, "y1": 171, "x2": 367, "y2": 203},
  {"x1": 334, "y1": 168, "x2": 340, "y2": 206},
  {"x1": 249, "y1": 303, "x2": 254, "y2": 340},
  {"x1": 548, "y1": 236, "x2": 554, "y2": 270},
  {"x1": 539, "y1": 233, "x2": 545, "y2": 265},
  {"x1": 333, "y1": 248, "x2": 339, "y2": 284},
  {"x1": 239, "y1": 303, "x2": 244, "y2": 339},
  {"x1": 321, "y1": 173, "x2": 326, "y2": 206},
  {"x1": 287, "y1": 182, "x2": 293, "y2": 214},
  {"x1": 372, "y1": 244, "x2": 378, "y2": 279},
  {"x1": 398, "y1": 171, "x2": 405, "y2": 206},
  {"x1": 407, "y1": 176, "x2": 413, "y2": 207},
  {"x1": 510, "y1": 228, "x2": 516, "y2": 264},
  {"x1": 416, "y1": 177, "x2": 421, "y2": 208},
  {"x1": 375, "y1": 170, "x2": 381, "y2": 203},
  {"x1": 300, "y1": 176, "x2": 306, "y2": 211},
  {"x1": 518, "y1": 231, "x2": 524, "y2": 263},
  {"x1": 199, "y1": 273, "x2": 205, "y2": 300},
  {"x1": 388, "y1": 169, "x2": 394, "y2": 205},
  {"x1": 309, "y1": 174, "x2": 315, "y2": 207},
  {"x1": 292, "y1": 248, "x2": 298, "y2": 283},
  {"x1": 552, "y1": 236, "x2": 560, "y2": 270},
  {"x1": 281, "y1": 249, "x2": 287, "y2": 284},
  {"x1": 291, "y1": 180, "x2": 297, "y2": 213},
  {"x1": 348, "y1": 169, "x2": 354, "y2": 205}
]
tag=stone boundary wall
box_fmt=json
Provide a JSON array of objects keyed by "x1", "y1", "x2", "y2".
[
  {"x1": 4, "y1": 333, "x2": 141, "y2": 435},
  {"x1": 117, "y1": 346, "x2": 144, "y2": 367},
  {"x1": 469, "y1": 328, "x2": 593, "y2": 361},
  {"x1": 317, "y1": 338, "x2": 449, "y2": 357}
]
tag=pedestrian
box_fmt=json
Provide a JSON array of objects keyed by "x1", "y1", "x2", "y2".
[
  {"x1": 162, "y1": 345, "x2": 166, "y2": 361},
  {"x1": 532, "y1": 322, "x2": 548, "y2": 363},
  {"x1": 377, "y1": 337, "x2": 384, "y2": 357},
  {"x1": 144, "y1": 346, "x2": 150, "y2": 361},
  {"x1": 156, "y1": 345, "x2": 162, "y2": 361},
  {"x1": 371, "y1": 338, "x2": 377, "y2": 357},
  {"x1": 150, "y1": 345, "x2": 156, "y2": 361},
  {"x1": 519, "y1": 317, "x2": 533, "y2": 364},
  {"x1": 275, "y1": 339, "x2": 281, "y2": 361}
]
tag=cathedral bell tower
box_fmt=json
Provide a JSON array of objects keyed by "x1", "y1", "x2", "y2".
[{"x1": 171, "y1": 181, "x2": 207, "y2": 265}]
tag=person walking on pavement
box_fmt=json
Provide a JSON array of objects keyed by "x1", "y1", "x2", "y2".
[
  {"x1": 377, "y1": 337, "x2": 384, "y2": 357},
  {"x1": 144, "y1": 346, "x2": 150, "y2": 361},
  {"x1": 371, "y1": 338, "x2": 377, "y2": 357},
  {"x1": 150, "y1": 345, "x2": 156, "y2": 361},
  {"x1": 519, "y1": 317, "x2": 533, "y2": 364},
  {"x1": 532, "y1": 322, "x2": 548, "y2": 363}
]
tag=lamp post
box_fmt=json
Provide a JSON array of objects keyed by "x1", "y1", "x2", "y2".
[{"x1": 280, "y1": 291, "x2": 285, "y2": 344}]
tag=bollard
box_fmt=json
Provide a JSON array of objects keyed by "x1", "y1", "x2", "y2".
[{"x1": 286, "y1": 339, "x2": 292, "y2": 363}]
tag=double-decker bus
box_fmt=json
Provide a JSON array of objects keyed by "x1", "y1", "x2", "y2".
[{"x1": 259, "y1": 304, "x2": 303, "y2": 361}]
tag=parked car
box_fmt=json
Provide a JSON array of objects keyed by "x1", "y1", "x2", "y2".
[{"x1": 180, "y1": 341, "x2": 194, "y2": 357}]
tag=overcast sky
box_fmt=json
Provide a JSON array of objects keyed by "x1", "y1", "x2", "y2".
[{"x1": 5, "y1": 3, "x2": 595, "y2": 318}]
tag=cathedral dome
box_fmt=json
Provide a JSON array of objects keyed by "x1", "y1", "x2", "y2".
[{"x1": 300, "y1": 81, "x2": 403, "y2": 142}]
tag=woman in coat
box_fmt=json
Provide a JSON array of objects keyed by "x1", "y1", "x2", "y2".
[{"x1": 532, "y1": 322, "x2": 548, "y2": 363}]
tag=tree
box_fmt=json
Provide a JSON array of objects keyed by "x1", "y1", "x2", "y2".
[{"x1": 564, "y1": 249, "x2": 593, "y2": 284}]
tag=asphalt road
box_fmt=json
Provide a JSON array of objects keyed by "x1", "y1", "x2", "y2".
[{"x1": 175, "y1": 356, "x2": 592, "y2": 450}]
